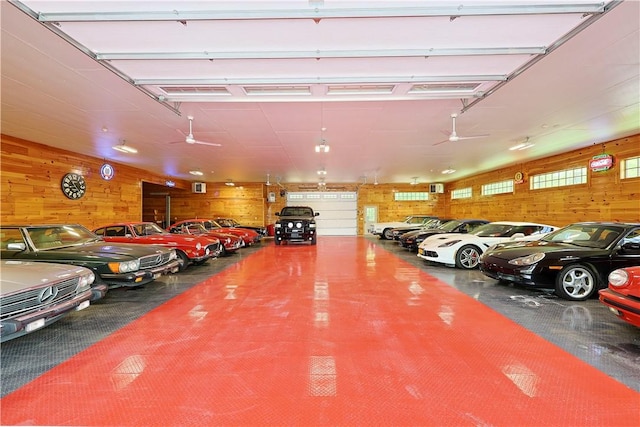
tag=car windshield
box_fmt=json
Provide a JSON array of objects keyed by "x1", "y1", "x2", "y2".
[
  {"x1": 440, "y1": 220, "x2": 463, "y2": 232},
  {"x1": 133, "y1": 223, "x2": 167, "y2": 236},
  {"x1": 216, "y1": 219, "x2": 234, "y2": 227},
  {"x1": 541, "y1": 224, "x2": 623, "y2": 248},
  {"x1": 27, "y1": 225, "x2": 99, "y2": 249},
  {"x1": 471, "y1": 223, "x2": 520, "y2": 237},
  {"x1": 281, "y1": 207, "x2": 314, "y2": 216}
]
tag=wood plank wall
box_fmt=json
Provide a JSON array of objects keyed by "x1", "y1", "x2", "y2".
[
  {"x1": 2, "y1": 133, "x2": 638, "y2": 233},
  {"x1": 444, "y1": 134, "x2": 639, "y2": 227}
]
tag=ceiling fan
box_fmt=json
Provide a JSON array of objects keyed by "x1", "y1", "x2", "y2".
[
  {"x1": 432, "y1": 113, "x2": 489, "y2": 146},
  {"x1": 173, "y1": 116, "x2": 221, "y2": 147}
]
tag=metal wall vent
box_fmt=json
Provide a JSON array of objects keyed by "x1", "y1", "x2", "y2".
[
  {"x1": 409, "y1": 83, "x2": 481, "y2": 93},
  {"x1": 160, "y1": 86, "x2": 230, "y2": 95},
  {"x1": 243, "y1": 86, "x2": 311, "y2": 96},
  {"x1": 327, "y1": 84, "x2": 395, "y2": 95}
]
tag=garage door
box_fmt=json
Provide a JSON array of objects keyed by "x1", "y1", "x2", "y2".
[{"x1": 286, "y1": 192, "x2": 357, "y2": 236}]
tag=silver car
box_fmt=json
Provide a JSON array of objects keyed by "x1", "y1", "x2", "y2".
[{"x1": 0, "y1": 260, "x2": 94, "y2": 342}]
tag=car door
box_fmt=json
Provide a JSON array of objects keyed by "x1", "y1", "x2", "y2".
[{"x1": 611, "y1": 227, "x2": 640, "y2": 270}]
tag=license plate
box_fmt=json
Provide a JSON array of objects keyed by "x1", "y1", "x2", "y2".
[
  {"x1": 77, "y1": 300, "x2": 90, "y2": 311},
  {"x1": 25, "y1": 318, "x2": 46, "y2": 332}
]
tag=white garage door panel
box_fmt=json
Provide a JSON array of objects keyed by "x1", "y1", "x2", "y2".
[{"x1": 286, "y1": 192, "x2": 357, "y2": 236}]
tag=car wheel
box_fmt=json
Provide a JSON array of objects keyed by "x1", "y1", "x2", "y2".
[
  {"x1": 311, "y1": 236, "x2": 317, "y2": 245},
  {"x1": 555, "y1": 264, "x2": 598, "y2": 301},
  {"x1": 383, "y1": 228, "x2": 394, "y2": 240},
  {"x1": 275, "y1": 239, "x2": 281, "y2": 246},
  {"x1": 176, "y1": 251, "x2": 189, "y2": 272},
  {"x1": 455, "y1": 245, "x2": 482, "y2": 269}
]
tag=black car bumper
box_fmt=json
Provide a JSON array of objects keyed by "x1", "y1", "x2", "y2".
[{"x1": 99, "y1": 259, "x2": 181, "y2": 288}]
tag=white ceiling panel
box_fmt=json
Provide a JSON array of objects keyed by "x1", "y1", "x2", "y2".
[{"x1": 1, "y1": 0, "x2": 638, "y2": 185}]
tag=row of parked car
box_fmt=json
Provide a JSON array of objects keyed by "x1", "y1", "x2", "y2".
[
  {"x1": 0, "y1": 218, "x2": 267, "y2": 342},
  {"x1": 370, "y1": 216, "x2": 640, "y2": 327}
]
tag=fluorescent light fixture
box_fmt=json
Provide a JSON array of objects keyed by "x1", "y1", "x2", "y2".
[
  {"x1": 189, "y1": 170, "x2": 204, "y2": 176},
  {"x1": 317, "y1": 169, "x2": 327, "y2": 175},
  {"x1": 225, "y1": 180, "x2": 235, "y2": 186},
  {"x1": 441, "y1": 169, "x2": 456, "y2": 174},
  {"x1": 243, "y1": 85, "x2": 311, "y2": 96},
  {"x1": 327, "y1": 84, "x2": 394, "y2": 95},
  {"x1": 112, "y1": 143, "x2": 137, "y2": 154},
  {"x1": 410, "y1": 177, "x2": 418, "y2": 185}
]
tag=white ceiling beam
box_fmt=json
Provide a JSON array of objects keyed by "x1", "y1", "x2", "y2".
[
  {"x1": 97, "y1": 47, "x2": 546, "y2": 61},
  {"x1": 136, "y1": 75, "x2": 507, "y2": 86},
  {"x1": 31, "y1": 3, "x2": 607, "y2": 22}
]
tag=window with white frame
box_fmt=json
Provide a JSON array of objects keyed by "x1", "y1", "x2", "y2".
[
  {"x1": 621, "y1": 156, "x2": 640, "y2": 179},
  {"x1": 530, "y1": 166, "x2": 587, "y2": 190},
  {"x1": 394, "y1": 192, "x2": 429, "y2": 201},
  {"x1": 451, "y1": 187, "x2": 472, "y2": 199},
  {"x1": 481, "y1": 180, "x2": 514, "y2": 196}
]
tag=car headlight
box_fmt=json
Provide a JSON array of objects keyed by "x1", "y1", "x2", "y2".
[
  {"x1": 78, "y1": 272, "x2": 95, "y2": 289},
  {"x1": 608, "y1": 269, "x2": 630, "y2": 287},
  {"x1": 439, "y1": 240, "x2": 461, "y2": 247},
  {"x1": 109, "y1": 260, "x2": 140, "y2": 273},
  {"x1": 296, "y1": 222, "x2": 302, "y2": 228},
  {"x1": 288, "y1": 222, "x2": 294, "y2": 228},
  {"x1": 169, "y1": 250, "x2": 177, "y2": 260},
  {"x1": 508, "y1": 252, "x2": 545, "y2": 266},
  {"x1": 196, "y1": 242, "x2": 202, "y2": 250}
]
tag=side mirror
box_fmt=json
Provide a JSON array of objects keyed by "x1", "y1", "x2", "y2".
[
  {"x1": 7, "y1": 242, "x2": 26, "y2": 251},
  {"x1": 275, "y1": 213, "x2": 280, "y2": 217},
  {"x1": 315, "y1": 212, "x2": 320, "y2": 216},
  {"x1": 621, "y1": 241, "x2": 640, "y2": 253}
]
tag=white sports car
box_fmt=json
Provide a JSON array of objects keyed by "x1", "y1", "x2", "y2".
[{"x1": 417, "y1": 221, "x2": 558, "y2": 269}]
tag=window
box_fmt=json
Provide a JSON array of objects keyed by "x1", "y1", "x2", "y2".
[
  {"x1": 481, "y1": 180, "x2": 513, "y2": 196},
  {"x1": 394, "y1": 192, "x2": 429, "y2": 201},
  {"x1": 621, "y1": 156, "x2": 640, "y2": 179},
  {"x1": 530, "y1": 167, "x2": 587, "y2": 189},
  {"x1": 451, "y1": 187, "x2": 472, "y2": 199}
]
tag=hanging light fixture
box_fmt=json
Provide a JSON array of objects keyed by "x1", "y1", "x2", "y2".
[
  {"x1": 225, "y1": 179, "x2": 235, "y2": 186},
  {"x1": 315, "y1": 103, "x2": 330, "y2": 153},
  {"x1": 266, "y1": 173, "x2": 271, "y2": 186}
]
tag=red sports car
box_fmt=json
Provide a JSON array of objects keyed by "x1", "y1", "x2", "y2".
[
  {"x1": 167, "y1": 223, "x2": 243, "y2": 256},
  {"x1": 171, "y1": 219, "x2": 260, "y2": 246},
  {"x1": 93, "y1": 222, "x2": 221, "y2": 271},
  {"x1": 599, "y1": 266, "x2": 640, "y2": 328}
]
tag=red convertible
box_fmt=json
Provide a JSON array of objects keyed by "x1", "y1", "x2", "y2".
[
  {"x1": 93, "y1": 222, "x2": 221, "y2": 271},
  {"x1": 599, "y1": 266, "x2": 640, "y2": 328},
  {"x1": 167, "y1": 223, "x2": 243, "y2": 256},
  {"x1": 170, "y1": 219, "x2": 260, "y2": 246}
]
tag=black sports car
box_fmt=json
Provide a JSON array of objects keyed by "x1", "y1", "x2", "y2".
[
  {"x1": 399, "y1": 219, "x2": 489, "y2": 252},
  {"x1": 479, "y1": 222, "x2": 640, "y2": 301}
]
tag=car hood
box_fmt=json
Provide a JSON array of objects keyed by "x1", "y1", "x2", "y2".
[
  {"x1": 484, "y1": 240, "x2": 607, "y2": 260},
  {"x1": 277, "y1": 216, "x2": 315, "y2": 221},
  {"x1": 1, "y1": 260, "x2": 91, "y2": 294},
  {"x1": 39, "y1": 241, "x2": 168, "y2": 261}
]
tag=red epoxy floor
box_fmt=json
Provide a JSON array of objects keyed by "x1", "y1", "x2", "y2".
[{"x1": 1, "y1": 237, "x2": 638, "y2": 426}]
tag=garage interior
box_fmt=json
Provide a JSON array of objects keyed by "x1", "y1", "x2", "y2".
[{"x1": 1, "y1": 1, "x2": 639, "y2": 425}]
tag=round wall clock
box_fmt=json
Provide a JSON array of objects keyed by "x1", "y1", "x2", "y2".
[{"x1": 61, "y1": 172, "x2": 86, "y2": 199}]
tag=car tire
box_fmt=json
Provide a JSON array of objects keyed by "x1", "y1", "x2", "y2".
[
  {"x1": 311, "y1": 236, "x2": 317, "y2": 245},
  {"x1": 383, "y1": 228, "x2": 394, "y2": 240},
  {"x1": 176, "y1": 251, "x2": 189, "y2": 272},
  {"x1": 555, "y1": 264, "x2": 598, "y2": 301},
  {"x1": 455, "y1": 245, "x2": 482, "y2": 269},
  {"x1": 275, "y1": 239, "x2": 281, "y2": 246}
]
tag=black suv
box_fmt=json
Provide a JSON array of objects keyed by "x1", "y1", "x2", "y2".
[{"x1": 274, "y1": 206, "x2": 319, "y2": 245}]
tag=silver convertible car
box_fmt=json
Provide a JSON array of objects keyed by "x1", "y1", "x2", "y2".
[{"x1": 0, "y1": 260, "x2": 95, "y2": 342}]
